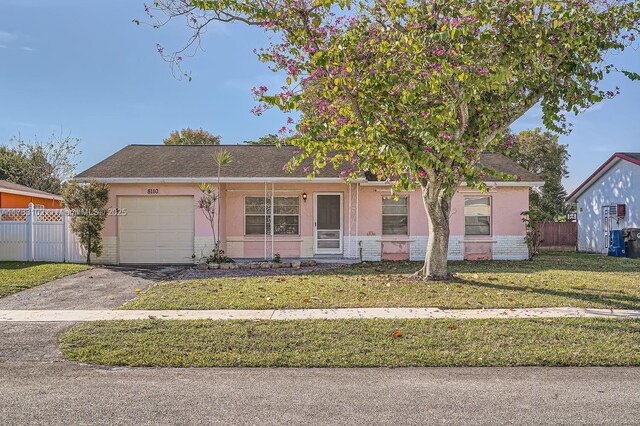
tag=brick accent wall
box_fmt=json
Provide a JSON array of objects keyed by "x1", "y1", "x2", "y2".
[
  {"x1": 492, "y1": 236, "x2": 529, "y2": 260},
  {"x1": 346, "y1": 235, "x2": 527, "y2": 262},
  {"x1": 195, "y1": 237, "x2": 216, "y2": 262},
  {"x1": 92, "y1": 236, "x2": 117, "y2": 265}
]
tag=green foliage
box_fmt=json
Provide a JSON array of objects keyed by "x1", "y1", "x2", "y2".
[
  {"x1": 522, "y1": 209, "x2": 545, "y2": 260},
  {"x1": 149, "y1": 0, "x2": 640, "y2": 276},
  {"x1": 213, "y1": 150, "x2": 232, "y2": 169},
  {"x1": 501, "y1": 128, "x2": 570, "y2": 221},
  {"x1": 207, "y1": 248, "x2": 234, "y2": 264},
  {"x1": 272, "y1": 252, "x2": 282, "y2": 263},
  {"x1": 163, "y1": 128, "x2": 221, "y2": 145},
  {"x1": 0, "y1": 132, "x2": 81, "y2": 194},
  {"x1": 244, "y1": 134, "x2": 289, "y2": 145},
  {"x1": 62, "y1": 181, "x2": 110, "y2": 264}
]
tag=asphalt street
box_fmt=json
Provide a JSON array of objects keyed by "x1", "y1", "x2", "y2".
[{"x1": 1, "y1": 361, "x2": 639, "y2": 425}]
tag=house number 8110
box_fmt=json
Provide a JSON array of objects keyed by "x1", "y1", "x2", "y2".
[{"x1": 147, "y1": 189, "x2": 159, "y2": 194}]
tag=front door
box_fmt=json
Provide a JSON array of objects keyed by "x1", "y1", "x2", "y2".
[{"x1": 314, "y1": 193, "x2": 342, "y2": 254}]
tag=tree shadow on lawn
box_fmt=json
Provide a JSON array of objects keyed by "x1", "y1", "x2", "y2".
[
  {"x1": 0, "y1": 261, "x2": 60, "y2": 271},
  {"x1": 317, "y1": 253, "x2": 640, "y2": 276},
  {"x1": 453, "y1": 277, "x2": 640, "y2": 310}
]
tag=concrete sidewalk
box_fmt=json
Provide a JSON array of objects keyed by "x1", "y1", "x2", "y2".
[{"x1": 1, "y1": 307, "x2": 639, "y2": 322}]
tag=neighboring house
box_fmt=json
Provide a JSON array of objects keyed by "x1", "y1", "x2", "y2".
[
  {"x1": 567, "y1": 152, "x2": 640, "y2": 254},
  {"x1": 74, "y1": 145, "x2": 542, "y2": 265},
  {"x1": 0, "y1": 179, "x2": 62, "y2": 209}
]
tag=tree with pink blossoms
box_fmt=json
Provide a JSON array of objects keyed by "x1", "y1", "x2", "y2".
[{"x1": 144, "y1": 0, "x2": 640, "y2": 279}]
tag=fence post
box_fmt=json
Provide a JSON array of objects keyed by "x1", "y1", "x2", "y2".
[
  {"x1": 26, "y1": 203, "x2": 34, "y2": 261},
  {"x1": 62, "y1": 209, "x2": 68, "y2": 263}
]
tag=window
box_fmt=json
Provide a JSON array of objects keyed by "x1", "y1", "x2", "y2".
[
  {"x1": 464, "y1": 197, "x2": 491, "y2": 236},
  {"x1": 245, "y1": 196, "x2": 299, "y2": 235},
  {"x1": 382, "y1": 196, "x2": 408, "y2": 235},
  {"x1": 245, "y1": 197, "x2": 270, "y2": 235}
]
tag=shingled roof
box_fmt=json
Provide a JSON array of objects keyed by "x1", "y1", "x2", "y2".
[
  {"x1": 75, "y1": 145, "x2": 541, "y2": 182},
  {"x1": 0, "y1": 179, "x2": 62, "y2": 200}
]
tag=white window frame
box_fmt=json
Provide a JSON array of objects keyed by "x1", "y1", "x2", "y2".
[
  {"x1": 381, "y1": 196, "x2": 409, "y2": 236},
  {"x1": 244, "y1": 195, "x2": 300, "y2": 236},
  {"x1": 464, "y1": 196, "x2": 492, "y2": 236}
]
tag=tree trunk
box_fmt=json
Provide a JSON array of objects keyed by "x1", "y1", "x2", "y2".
[
  {"x1": 418, "y1": 180, "x2": 453, "y2": 280},
  {"x1": 86, "y1": 232, "x2": 92, "y2": 265}
]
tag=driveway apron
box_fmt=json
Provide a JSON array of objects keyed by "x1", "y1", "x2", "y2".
[{"x1": 0, "y1": 266, "x2": 182, "y2": 362}]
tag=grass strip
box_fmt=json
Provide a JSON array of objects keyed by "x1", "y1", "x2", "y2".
[
  {"x1": 61, "y1": 317, "x2": 640, "y2": 367},
  {"x1": 0, "y1": 262, "x2": 90, "y2": 298}
]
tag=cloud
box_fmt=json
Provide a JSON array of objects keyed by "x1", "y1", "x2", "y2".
[
  {"x1": 0, "y1": 44, "x2": 6, "y2": 49},
  {"x1": 20, "y1": 46, "x2": 36, "y2": 52},
  {"x1": 0, "y1": 30, "x2": 17, "y2": 43}
]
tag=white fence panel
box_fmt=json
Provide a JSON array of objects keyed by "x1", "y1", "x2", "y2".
[
  {"x1": 0, "y1": 220, "x2": 28, "y2": 261},
  {"x1": 66, "y1": 228, "x2": 86, "y2": 263},
  {"x1": 0, "y1": 205, "x2": 86, "y2": 263},
  {"x1": 33, "y1": 221, "x2": 65, "y2": 262}
]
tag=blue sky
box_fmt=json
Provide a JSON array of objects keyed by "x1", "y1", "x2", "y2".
[{"x1": 0, "y1": 0, "x2": 638, "y2": 192}]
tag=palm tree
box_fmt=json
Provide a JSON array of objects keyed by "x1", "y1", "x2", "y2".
[{"x1": 213, "y1": 150, "x2": 231, "y2": 250}]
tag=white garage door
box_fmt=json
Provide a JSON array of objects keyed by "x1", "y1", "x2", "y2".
[{"x1": 118, "y1": 196, "x2": 194, "y2": 264}]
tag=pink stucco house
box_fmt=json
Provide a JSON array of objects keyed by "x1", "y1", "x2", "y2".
[{"x1": 75, "y1": 145, "x2": 541, "y2": 264}]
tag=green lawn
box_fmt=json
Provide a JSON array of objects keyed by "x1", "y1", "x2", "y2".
[
  {"x1": 0, "y1": 262, "x2": 90, "y2": 298},
  {"x1": 122, "y1": 253, "x2": 640, "y2": 310},
  {"x1": 60, "y1": 318, "x2": 640, "y2": 367}
]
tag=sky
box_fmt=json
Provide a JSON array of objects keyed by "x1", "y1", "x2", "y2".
[{"x1": 0, "y1": 0, "x2": 638, "y2": 192}]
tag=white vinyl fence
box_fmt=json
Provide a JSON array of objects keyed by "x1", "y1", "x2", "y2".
[{"x1": 0, "y1": 204, "x2": 85, "y2": 263}]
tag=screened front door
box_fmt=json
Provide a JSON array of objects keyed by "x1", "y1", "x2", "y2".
[{"x1": 314, "y1": 193, "x2": 343, "y2": 254}]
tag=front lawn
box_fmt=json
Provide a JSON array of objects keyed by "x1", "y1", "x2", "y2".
[
  {"x1": 0, "y1": 262, "x2": 90, "y2": 298},
  {"x1": 122, "y1": 253, "x2": 640, "y2": 310},
  {"x1": 60, "y1": 318, "x2": 640, "y2": 367}
]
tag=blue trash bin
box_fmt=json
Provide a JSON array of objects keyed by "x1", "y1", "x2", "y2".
[{"x1": 608, "y1": 230, "x2": 626, "y2": 257}]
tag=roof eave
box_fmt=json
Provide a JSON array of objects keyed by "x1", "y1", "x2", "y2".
[
  {"x1": 565, "y1": 153, "x2": 640, "y2": 203},
  {"x1": 73, "y1": 176, "x2": 542, "y2": 187},
  {"x1": 0, "y1": 187, "x2": 63, "y2": 200},
  {"x1": 72, "y1": 177, "x2": 367, "y2": 184}
]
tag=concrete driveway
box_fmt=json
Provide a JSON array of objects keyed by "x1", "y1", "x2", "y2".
[
  {"x1": 1, "y1": 362, "x2": 639, "y2": 425},
  {"x1": 0, "y1": 266, "x2": 182, "y2": 310},
  {"x1": 0, "y1": 266, "x2": 182, "y2": 363}
]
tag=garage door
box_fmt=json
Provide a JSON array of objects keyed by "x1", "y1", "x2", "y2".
[{"x1": 118, "y1": 196, "x2": 194, "y2": 264}]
